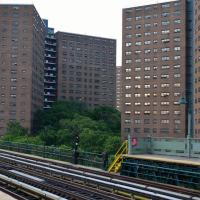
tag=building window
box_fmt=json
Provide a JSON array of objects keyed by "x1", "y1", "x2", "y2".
[
  {"x1": 135, "y1": 85, "x2": 141, "y2": 89},
  {"x1": 125, "y1": 59, "x2": 132, "y2": 64},
  {"x1": 145, "y1": 32, "x2": 151, "y2": 36},
  {"x1": 162, "y1": 21, "x2": 170, "y2": 26},
  {"x1": 162, "y1": 38, "x2": 170, "y2": 43},
  {"x1": 161, "y1": 83, "x2": 169, "y2": 88},
  {"x1": 144, "y1": 84, "x2": 150, "y2": 88},
  {"x1": 174, "y1": 28, "x2": 181, "y2": 33},
  {"x1": 135, "y1": 119, "x2": 141, "y2": 124},
  {"x1": 161, "y1": 65, "x2": 170, "y2": 69},
  {"x1": 135, "y1": 33, "x2": 142, "y2": 38},
  {"x1": 174, "y1": 111, "x2": 181, "y2": 115},
  {"x1": 144, "y1": 40, "x2": 151, "y2": 45},
  {"x1": 135, "y1": 41, "x2": 142, "y2": 46},
  {"x1": 144, "y1": 49, "x2": 151, "y2": 54},
  {"x1": 162, "y1": 47, "x2": 170, "y2": 52},
  {"x1": 174, "y1": 64, "x2": 180, "y2": 68},
  {"x1": 135, "y1": 24, "x2": 142, "y2": 29},
  {"x1": 144, "y1": 93, "x2": 150, "y2": 97},
  {"x1": 161, "y1": 74, "x2": 169, "y2": 79},
  {"x1": 162, "y1": 30, "x2": 170, "y2": 34},
  {"x1": 135, "y1": 59, "x2": 141, "y2": 63},
  {"x1": 125, "y1": 42, "x2": 132, "y2": 47},
  {"x1": 144, "y1": 75, "x2": 151, "y2": 79},
  {"x1": 135, "y1": 102, "x2": 141, "y2": 106},
  {"x1": 125, "y1": 85, "x2": 131, "y2": 89},
  {"x1": 144, "y1": 67, "x2": 151, "y2": 71},
  {"x1": 125, "y1": 68, "x2": 131, "y2": 72},
  {"x1": 174, "y1": 55, "x2": 181, "y2": 60},
  {"x1": 162, "y1": 56, "x2": 170, "y2": 61},
  {"x1": 174, "y1": 74, "x2": 181, "y2": 78},
  {"x1": 125, "y1": 94, "x2": 131, "y2": 97},
  {"x1": 125, "y1": 51, "x2": 132, "y2": 55},
  {"x1": 135, "y1": 67, "x2": 141, "y2": 71},
  {"x1": 135, "y1": 16, "x2": 142, "y2": 20},
  {"x1": 135, "y1": 76, "x2": 141, "y2": 80},
  {"x1": 161, "y1": 119, "x2": 169, "y2": 124},
  {"x1": 134, "y1": 93, "x2": 141, "y2": 97},
  {"x1": 135, "y1": 50, "x2": 141, "y2": 54},
  {"x1": 161, "y1": 110, "x2": 170, "y2": 115},
  {"x1": 162, "y1": 3, "x2": 170, "y2": 8},
  {"x1": 126, "y1": 25, "x2": 132, "y2": 30},
  {"x1": 134, "y1": 111, "x2": 141, "y2": 115},
  {"x1": 161, "y1": 92, "x2": 170, "y2": 97}
]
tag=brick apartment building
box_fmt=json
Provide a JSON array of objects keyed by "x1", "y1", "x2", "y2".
[
  {"x1": 121, "y1": 0, "x2": 194, "y2": 139},
  {"x1": 0, "y1": 4, "x2": 117, "y2": 135},
  {"x1": 56, "y1": 32, "x2": 116, "y2": 108},
  {"x1": 0, "y1": 5, "x2": 45, "y2": 135}
]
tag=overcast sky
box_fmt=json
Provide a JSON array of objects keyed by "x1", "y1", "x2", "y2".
[{"x1": 1, "y1": 0, "x2": 174, "y2": 65}]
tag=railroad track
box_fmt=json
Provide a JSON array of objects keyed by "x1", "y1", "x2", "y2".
[
  {"x1": 0, "y1": 150, "x2": 199, "y2": 200},
  {"x1": 0, "y1": 164, "x2": 129, "y2": 200},
  {"x1": 0, "y1": 184, "x2": 35, "y2": 200}
]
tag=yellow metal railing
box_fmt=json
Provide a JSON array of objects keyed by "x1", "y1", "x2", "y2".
[{"x1": 108, "y1": 140, "x2": 128, "y2": 173}]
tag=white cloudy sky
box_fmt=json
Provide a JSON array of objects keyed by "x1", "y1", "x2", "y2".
[{"x1": 1, "y1": 0, "x2": 174, "y2": 65}]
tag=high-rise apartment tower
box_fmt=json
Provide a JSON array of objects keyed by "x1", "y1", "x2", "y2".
[
  {"x1": 0, "y1": 5, "x2": 45, "y2": 135},
  {"x1": 56, "y1": 32, "x2": 116, "y2": 108},
  {"x1": 121, "y1": 0, "x2": 194, "y2": 139}
]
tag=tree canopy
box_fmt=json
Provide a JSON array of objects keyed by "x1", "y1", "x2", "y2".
[{"x1": 3, "y1": 101, "x2": 121, "y2": 155}]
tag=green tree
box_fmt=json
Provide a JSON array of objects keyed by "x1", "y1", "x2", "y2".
[
  {"x1": 104, "y1": 136, "x2": 122, "y2": 154},
  {"x1": 89, "y1": 106, "x2": 121, "y2": 134},
  {"x1": 5, "y1": 101, "x2": 122, "y2": 155},
  {"x1": 79, "y1": 128, "x2": 107, "y2": 152},
  {"x1": 39, "y1": 127, "x2": 57, "y2": 146},
  {"x1": 33, "y1": 101, "x2": 88, "y2": 132},
  {"x1": 6, "y1": 121, "x2": 28, "y2": 136}
]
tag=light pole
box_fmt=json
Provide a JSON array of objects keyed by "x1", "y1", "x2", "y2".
[{"x1": 178, "y1": 96, "x2": 192, "y2": 158}]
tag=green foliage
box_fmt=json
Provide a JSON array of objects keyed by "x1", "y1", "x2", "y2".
[
  {"x1": 4, "y1": 101, "x2": 122, "y2": 155},
  {"x1": 104, "y1": 136, "x2": 122, "y2": 155},
  {"x1": 3, "y1": 121, "x2": 43, "y2": 145},
  {"x1": 33, "y1": 101, "x2": 88, "y2": 132},
  {"x1": 6, "y1": 121, "x2": 28, "y2": 136},
  {"x1": 89, "y1": 106, "x2": 121, "y2": 134}
]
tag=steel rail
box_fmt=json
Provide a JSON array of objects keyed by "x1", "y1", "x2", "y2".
[
  {"x1": 0, "y1": 150, "x2": 199, "y2": 198},
  {"x1": 0, "y1": 155, "x2": 192, "y2": 200},
  {"x1": 0, "y1": 164, "x2": 130, "y2": 200},
  {"x1": 0, "y1": 185, "x2": 33, "y2": 200},
  {"x1": 0, "y1": 150, "x2": 199, "y2": 199}
]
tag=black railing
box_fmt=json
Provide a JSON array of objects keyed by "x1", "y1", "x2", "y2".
[{"x1": 0, "y1": 140, "x2": 107, "y2": 170}]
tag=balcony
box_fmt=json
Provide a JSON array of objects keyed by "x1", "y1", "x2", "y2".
[
  {"x1": 45, "y1": 41, "x2": 56, "y2": 46},
  {"x1": 44, "y1": 86, "x2": 56, "y2": 90},
  {"x1": 44, "y1": 92, "x2": 56, "y2": 96},
  {"x1": 43, "y1": 105, "x2": 51, "y2": 109},
  {"x1": 45, "y1": 48, "x2": 56, "y2": 52},
  {"x1": 44, "y1": 67, "x2": 56, "y2": 71},
  {"x1": 44, "y1": 98, "x2": 55, "y2": 103},
  {"x1": 45, "y1": 73, "x2": 56, "y2": 78},
  {"x1": 45, "y1": 60, "x2": 56, "y2": 65},
  {"x1": 46, "y1": 35, "x2": 56, "y2": 40},
  {"x1": 45, "y1": 54, "x2": 56, "y2": 59},
  {"x1": 44, "y1": 79, "x2": 56, "y2": 84}
]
